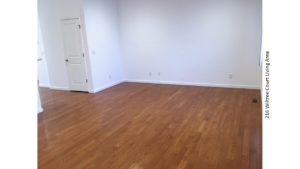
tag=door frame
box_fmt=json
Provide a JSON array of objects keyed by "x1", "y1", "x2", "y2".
[
  {"x1": 38, "y1": 20, "x2": 50, "y2": 88},
  {"x1": 61, "y1": 17, "x2": 94, "y2": 93}
]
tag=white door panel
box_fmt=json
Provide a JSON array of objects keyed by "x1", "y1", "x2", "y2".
[
  {"x1": 70, "y1": 64, "x2": 84, "y2": 83},
  {"x1": 61, "y1": 18, "x2": 88, "y2": 92}
]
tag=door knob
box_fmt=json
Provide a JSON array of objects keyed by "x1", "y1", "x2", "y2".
[{"x1": 65, "y1": 59, "x2": 69, "y2": 62}]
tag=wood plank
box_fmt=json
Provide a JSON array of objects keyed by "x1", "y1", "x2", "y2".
[{"x1": 38, "y1": 82, "x2": 262, "y2": 169}]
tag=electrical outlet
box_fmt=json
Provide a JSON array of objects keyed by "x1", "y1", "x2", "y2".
[
  {"x1": 149, "y1": 72, "x2": 152, "y2": 76},
  {"x1": 228, "y1": 74, "x2": 233, "y2": 79}
]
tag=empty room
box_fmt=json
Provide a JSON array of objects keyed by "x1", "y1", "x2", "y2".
[{"x1": 37, "y1": 0, "x2": 262, "y2": 168}]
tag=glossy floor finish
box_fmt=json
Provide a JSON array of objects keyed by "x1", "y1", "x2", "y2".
[{"x1": 38, "y1": 82, "x2": 262, "y2": 169}]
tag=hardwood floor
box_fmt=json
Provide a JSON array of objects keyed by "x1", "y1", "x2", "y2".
[{"x1": 38, "y1": 82, "x2": 262, "y2": 169}]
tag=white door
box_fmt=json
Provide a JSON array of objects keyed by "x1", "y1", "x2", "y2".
[{"x1": 61, "y1": 18, "x2": 88, "y2": 92}]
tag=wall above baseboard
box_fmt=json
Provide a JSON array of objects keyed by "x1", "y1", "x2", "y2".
[
  {"x1": 125, "y1": 79, "x2": 260, "y2": 90},
  {"x1": 120, "y1": 0, "x2": 262, "y2": 89}
]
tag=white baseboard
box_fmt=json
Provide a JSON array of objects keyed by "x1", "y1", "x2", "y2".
[
  {"x1": 38, "y1": 107, "x2": 43, "y2": 113},
  {"x1": 90, "y1": 80, "x2": 125, "y2": 93},
  {"x1": 46, "y1": 81, "x2": 124, "y2": 93},
  {"x1": 49, "y1": 86, "x2": 69, "y2": 91},
  {"x1": 39, "y1": 83, "x2": 50, "y2": 88},
  {"x1": 125, "y1": 79, "x2": 260, "y2": 90},
  {"x1": 44, "y1": 79, "x2": 258, "y2": 93}
]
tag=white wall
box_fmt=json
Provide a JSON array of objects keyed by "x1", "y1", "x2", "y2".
[
  {"x1": 83, "y1": 0, "x2": 125, "y2": 92},
  {"x1": 38, "y1": 0, "x2": 88, "y2": 90},
  {"x1": 119, "y1": 0, "x2": 262, "y2": 88},
  {"x1": 39, "y1": 0, "x2": 261, "y2": 91},
  {"x1": 38, "y1": 0, "x2": 124, "y2": 92}
]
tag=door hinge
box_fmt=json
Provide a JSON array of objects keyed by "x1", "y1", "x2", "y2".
[
  {"x1": 82, "y1": 53, "x2": 85, "y2": 57},
  {"x1": 86, "y1": 79, "x2": 88, "y2": 83},
  {"x1": 78, "y1": 24, "x2": 81, "y2": 29}
]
